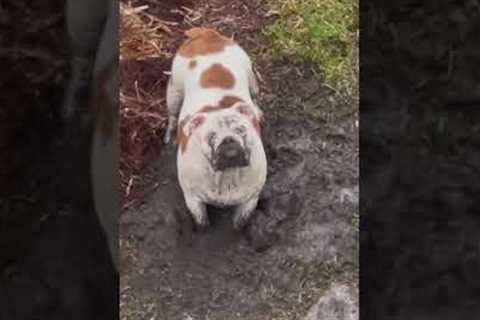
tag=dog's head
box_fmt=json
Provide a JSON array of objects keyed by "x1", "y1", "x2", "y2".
[{"x1": 179, "y1": 103, "x2": 261, "y2": 171}]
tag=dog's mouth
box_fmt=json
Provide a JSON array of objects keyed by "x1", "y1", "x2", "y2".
[{"x1": 211, "y1": 136, "x2": 250, "y2": 171}]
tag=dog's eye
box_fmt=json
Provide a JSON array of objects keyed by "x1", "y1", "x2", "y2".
[
  {"x1": 207, "y1": 132, "x2": 216, "y2": 144},
  {"x1": 234, "y1": 126, "x2": 246, "y2": 135}
]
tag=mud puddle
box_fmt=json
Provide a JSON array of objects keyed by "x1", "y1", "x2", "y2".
[{"x1": 121, "y1": 110, "x2": 358, "y2": 319}]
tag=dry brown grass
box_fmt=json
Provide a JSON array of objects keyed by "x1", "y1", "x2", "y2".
[
  {"x1": 120, "y1": 2, "x2": 173, "y2": 60},
  {"x1": 120, "y1": 2, "x2": 174, "y2": 208}
]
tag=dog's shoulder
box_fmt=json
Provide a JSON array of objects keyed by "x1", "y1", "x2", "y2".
[{"x1": 177, "y1": 27, "x2": 235, "y2": 58}]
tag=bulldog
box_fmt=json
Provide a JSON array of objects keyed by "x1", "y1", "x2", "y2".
[
  {"x1": 164, "y1": 28, "x2": 267, "y2": 230},
  {"x1": 63, "y1": 0, "x2": 118, "y2": 270}
]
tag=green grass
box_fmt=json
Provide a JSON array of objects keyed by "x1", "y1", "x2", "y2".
[{"x1": 264, "y1": 0, "x2": 358, "y2": 96}]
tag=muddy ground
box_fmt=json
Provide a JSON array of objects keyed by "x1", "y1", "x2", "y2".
[
  {"x1": 0, "y1": 1, "x2": 117, "y2": 319},
  {"x1": 120, "y1": 1, "x2": 358, "y2": 319}
]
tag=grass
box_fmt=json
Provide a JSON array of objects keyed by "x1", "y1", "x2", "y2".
[
  {"x1": 264, "y1": 0, "x2": 358, "y2": 96},
  {"x1": 352, "y1": 212, "x2": 359, "y2": 231},
  {"x1": 120, "y1": 291, "x2": 156, "y2": 320},
  {"x1": 254, "y1": 258, "x2": 356, "y2": 320}
]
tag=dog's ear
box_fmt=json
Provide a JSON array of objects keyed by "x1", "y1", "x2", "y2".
[
  {"x1": 237, "y1": 103, "x2": 263, "y2": 122},
  {"x1": 236, "y1": 104, "x2": 262, "y2": 134},
  {"x1": 236, "y1": 104, "x2": 252, "y2": 117},
  {"x1": 177, "y1": 114, "x2": 206, "y2": 153},
  {"x1": 187, "y1": 114, "x2": 206, "y2": 136},
  {"x1": 258, "y1": 109, "x2": 264, "y2": 122}
]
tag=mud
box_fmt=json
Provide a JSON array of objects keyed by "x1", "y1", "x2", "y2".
[
  {"x1": 121, "y1": 112, "x2": 358, "y2": 319},
  {"x1": 120, "y1": 1, "x2": 358, "y2": 319}
]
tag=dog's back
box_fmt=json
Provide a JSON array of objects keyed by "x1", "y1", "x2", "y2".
[
  {"x1": 163, "y1": 27, "x2": 261, "y2": 145},
  {"x1": 164, "y1": 28, "x2": 266, "y2": 229},
  {"x1": 170, "y1": 28, "x2": 258, "y2": 118}
]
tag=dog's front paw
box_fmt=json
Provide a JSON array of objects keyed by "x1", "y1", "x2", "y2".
[
  {"x1": 163, "y1": 130, "x2": 177, "y2": 146},
  {"x1": 193, "y1": 215, "x2": 210, "y2": 232},
  {"x1": 233, "y1": 197, "x2": 259, "y2": 230},
  {"x1": 185, "y1": 197, "x2": 209, "y2": 230},
  {"x1": 163, "y1": 127, "x2": 179, "y2": 146},
  {"x1": 163, "y1": 129, "x2": 173, "y2": 145},
  {"x1": 233, "y1": 215, "x2": 249, "y2": 231}
]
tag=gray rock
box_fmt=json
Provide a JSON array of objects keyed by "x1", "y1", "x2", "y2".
[{"x1": 304, "y1": 283, "x2": 358, "y2": 320}]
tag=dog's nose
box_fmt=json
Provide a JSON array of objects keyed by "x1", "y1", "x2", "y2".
[
  {"x1": 225, "y1": 147, "x2": 240, "y2": 158},
  {"x1": 220, "y1": 137, "x2": 241, "y2": 150},
  {"x1": 214, "y1": 137, "x2": 249, "y2": 171},
  {"x1": 220, "y1": 137, "x2": 240, "y2": 156},
  {"x1": 218, "y1": 136, "x2": 243, "y2": 159},
  {"x1": 222, "y1": 136, "x2": 236, "y2": 146}
]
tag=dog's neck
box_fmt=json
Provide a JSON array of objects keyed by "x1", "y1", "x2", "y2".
[{"x1": 211, "y1": 167, "x2": 244, "y2": 194}]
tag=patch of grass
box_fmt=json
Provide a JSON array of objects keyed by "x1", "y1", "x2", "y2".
[
  {"x1": 120, "y1": 290, "x2": 156, "y2": 320},
  {"x1": 352, "y1": 212, "x2": 359, "y2": 231},
  {"x1": 264, "y1": 0, "x2": 358, "y2": 96},
  {"x1": 257, "y1": 259, "x2": 357, "y2": 319}
]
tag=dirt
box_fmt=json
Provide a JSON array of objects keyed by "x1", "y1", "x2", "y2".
[
  {"x1": 119, "y1": 0, "x2": 192, "y2": 208},
  {"x1": 0, "y1": 1, "x2": 117, "y2": 319},
  {"x1": 120, "y1": 1, "x2": 358, "y2": 319}
]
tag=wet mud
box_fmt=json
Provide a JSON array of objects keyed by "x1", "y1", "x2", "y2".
[{"x1": 121, "y1": 112, "x2": 358, "y2": 319}]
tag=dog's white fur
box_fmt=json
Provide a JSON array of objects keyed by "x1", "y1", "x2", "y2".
[
  {"x1": 165, "y1": 28, "x2": 267, "y2": 229},
  {"x1": 164, "y1": 34, "x2": 262, "y2": 142}
]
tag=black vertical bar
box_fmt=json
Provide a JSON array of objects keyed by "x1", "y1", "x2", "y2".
[
  {"x1": 0, "y1": 0, "x2": 119, "y2": 319},
  {"x1": 361, "y1": 0, "x2": 480, "y2": 318}
]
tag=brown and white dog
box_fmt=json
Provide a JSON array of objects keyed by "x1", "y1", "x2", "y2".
[{"x1": 164, "y1": 28, "x2": 267, "y2": 230}]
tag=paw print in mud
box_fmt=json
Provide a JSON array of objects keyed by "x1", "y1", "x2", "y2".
[
  {"x1": 246, "y1": 190, "x2": 302, "y2": 252},
  {"x1": 267, "y1": 146, "x2": 304, "y2": 176}
]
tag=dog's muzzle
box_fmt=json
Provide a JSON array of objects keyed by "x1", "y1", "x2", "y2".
[{"x1": 213, "y1": 136, "x2": 249, "y2": 171}]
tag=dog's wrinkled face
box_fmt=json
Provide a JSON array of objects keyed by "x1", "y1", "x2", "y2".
[{"x1": 185, "y1": 105, "x2": 259, "y2": 171}]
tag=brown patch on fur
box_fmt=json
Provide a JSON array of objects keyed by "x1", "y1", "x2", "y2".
[
  {"x1": 219, "y1": 95, "x2": 244, "y2": 108},
  {"x1": 176, "y1": 115, "x2": 191, "y2": 154},
  {"x1": 199, "y1": 96, "x2": 262, "y2": 134},
  {"x1": 200, "y1": 63, "x2": 235, "y2": 89},
  {"x1": 185, "y1": 27, "x2": 218, "y2": 39},
  {"x1": 178, "y1": 27, "x2": 234, "y2": 58},
  {"x1": 92, "y1": 59, "x2": 117, "y2": 144},
  {"x1": 189, "y1": 60, "x2": 197, "y2": 69},
  {"x1": 199, "y1": 96, "x2": 244, "y2": 113},
  {"x1": 199, "y1": 105, "x2": 221, "y2": 113}
]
